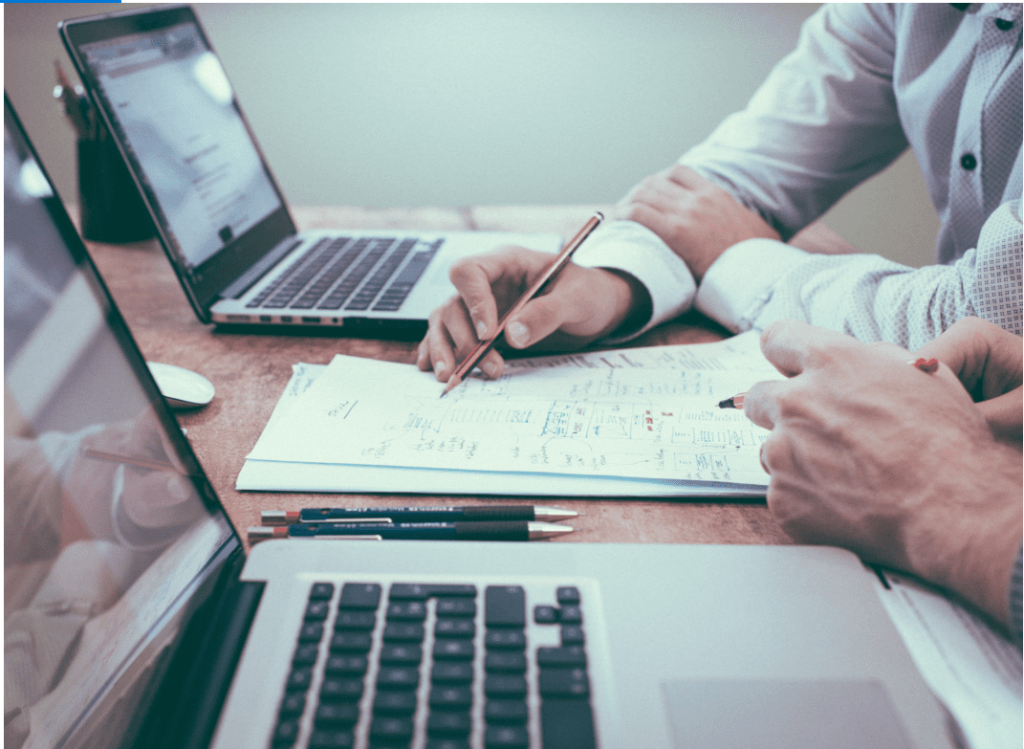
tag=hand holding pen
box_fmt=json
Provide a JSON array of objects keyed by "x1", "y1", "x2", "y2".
[
  {"x1": 440, "y1": 212, "x2": 604, "y2": 396},
  {"x1": 417, "y1": 212, "x2": 645, "y2": 389}
]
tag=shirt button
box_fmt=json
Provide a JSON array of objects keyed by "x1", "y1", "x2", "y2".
[
  {"x1": 994, "y1": 18, "x2": 1014, "y2": 31},
  {"x1": 960, "y1": 153, "x2": 977, "y2": 171}
]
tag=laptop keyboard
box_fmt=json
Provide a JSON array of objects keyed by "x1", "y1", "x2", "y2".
[
  {"x1": 246, "y1": 237, "x2": 443, "y2": 313},
  {"x1": 271, "y1": 581, "x2": 597, "y2": 749}
]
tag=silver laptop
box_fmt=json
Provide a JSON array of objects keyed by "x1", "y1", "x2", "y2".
[
  {"x1": 58, "y1": 4, "x2": 560, "y2": 336},
  {"x1": 4, "y1": 95, "x2": 954, "y2": 749}
]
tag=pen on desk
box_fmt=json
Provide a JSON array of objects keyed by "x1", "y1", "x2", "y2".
[
  {"x1": 248, "y1": 521, "x2": 574, "y2": 542},
  {"x1": 441, "y1": 211, "x2": 605, "y2": 397},
  {"x1": 717, "y1": 392, "x2": 745, "y2": 410},
  {"x1": 81, "y1": 447, "x2": 178, "y2": 473},
  {"x1": 262, "y1": 505, "x2": 578, "y2": 526}
]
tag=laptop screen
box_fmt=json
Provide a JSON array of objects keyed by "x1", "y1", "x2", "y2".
[
  {"x1": 74, "y1": 18, "x2": 282, "y2": 271},
  {"x1": 4, "y1": 97, "x2": 236, "y2": 749}
]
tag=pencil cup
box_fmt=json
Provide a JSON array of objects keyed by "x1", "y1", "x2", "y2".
[{"x1": 77, "y1": 136, "x2": 155, "y2": 244}]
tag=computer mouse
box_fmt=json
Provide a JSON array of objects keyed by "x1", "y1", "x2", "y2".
[{"x1": 147, "y1": 362, "x2": 215, "y2": 410}]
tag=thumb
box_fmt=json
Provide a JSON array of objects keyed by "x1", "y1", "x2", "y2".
[{"x1": 975, "y1": 386, "x2": 1023, "y2": 444}]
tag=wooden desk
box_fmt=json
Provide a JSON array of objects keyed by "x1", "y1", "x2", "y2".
[{"x1": 84, "y1": 206, "x2": 791, "y2": 549}]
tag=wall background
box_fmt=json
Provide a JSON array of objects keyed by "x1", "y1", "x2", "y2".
[{"x1": 5, "y1": 3, "x2": 940, "y2": 267}]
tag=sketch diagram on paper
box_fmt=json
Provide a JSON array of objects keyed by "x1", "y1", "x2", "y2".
[{"x1": 245, "y1": 332, "x2": 780, "y2": 487}]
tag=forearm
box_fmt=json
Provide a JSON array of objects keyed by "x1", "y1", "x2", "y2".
[
  {"x1": 680, "y1": 4, "x2": 906, "y2": 239},
  {"x1": 911, "y1": 443, "x2": 1023, "y2": 632},
  {"x1": 571, "y1": 220, "x2": 695, "y2": 341}
]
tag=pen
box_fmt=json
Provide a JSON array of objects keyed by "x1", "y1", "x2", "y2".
[
  {"x1": 718, "y1": 392, "x2": 745, "y2": 409},
  {"x1": 261, "y1": 505, "x2": 578, "y2": 525},
  {"x1": 441, "y1": 212, "x2": 605, "y2": 397},
  {"x1": 81, "y1": 447, "x2": 179, "y2": 472},
  {"x1": 248, "y1": 521, "x2": 573, "y2": 542}
]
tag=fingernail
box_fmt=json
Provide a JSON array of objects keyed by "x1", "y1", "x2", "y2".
[
  {"x1": 475, "y1": 320, "x2": 488, "y2": 339},
  {"x1": 507, "y1": 321, "x2": 529, "y2": 347},
  {"x1": 436, "y1": 362, "x2": 448, "y2": 378},
  {"x1": 482, "y1": 361, "x2": 499, "y2": 378}
]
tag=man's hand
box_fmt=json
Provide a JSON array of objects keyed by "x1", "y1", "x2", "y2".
[
  {"x1": 416, "y1": 246, "x2": 644, "y2": 381},
  {"x1": 615, "y1": 164, "x2": 781, "y2": 280},
  {"x1": 743, "y1": 319, "x2": 1022, "y2": 629},
  {"x1": 914, "y1": 317, "x2": 1023, "y2": 445}
]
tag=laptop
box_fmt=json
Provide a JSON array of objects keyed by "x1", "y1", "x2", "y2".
[
  {"x1": 57, "y1": 4, "x2": 561, "y2": 336},
  {"x1": 4, "y1": 95, "x2": 955, "y2": 749}
]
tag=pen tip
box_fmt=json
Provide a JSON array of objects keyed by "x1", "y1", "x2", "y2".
[
  {"x1": 440, "y1": 375, "x2": 461, "y2": 398},
  {"x1": 528, "y1": 522, "x2": 575, "y2": 539}
]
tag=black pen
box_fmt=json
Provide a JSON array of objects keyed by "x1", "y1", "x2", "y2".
[
  {"x1": 248, "y1": 521, "x2": 573, "y2": 542},
  {"x1": 261, "y1": 505, "x2": 578, "y2": 525}
]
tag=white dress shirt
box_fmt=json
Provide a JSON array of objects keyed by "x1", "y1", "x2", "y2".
[{"x1": 574, "y1": 3, "x2": 1023, "y2": 349}]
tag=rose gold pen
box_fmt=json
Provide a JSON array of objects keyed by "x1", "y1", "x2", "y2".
[
  {"x1": 718, "y1": 393, "x2": 746, "y2": 409},
  {"x1": 441, "y1": 212, "x2": 605, "y2": 397}
]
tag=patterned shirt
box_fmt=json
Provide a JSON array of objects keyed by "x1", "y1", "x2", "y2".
[{"x1": 575, "y1": 3, "x2": 1023, "y2": 349}]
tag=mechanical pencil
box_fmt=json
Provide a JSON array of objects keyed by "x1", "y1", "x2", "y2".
[
  {"x1": 248, "y1": 521, "x2": 573, "y2": 542},
  {"x1": 261, "y1": 505, "x2": 578, "y2": 525}
]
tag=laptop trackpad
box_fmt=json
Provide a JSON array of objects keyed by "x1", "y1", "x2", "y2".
[{"x1": 661, "y1": 679, "x2": 912, "y2": 749}]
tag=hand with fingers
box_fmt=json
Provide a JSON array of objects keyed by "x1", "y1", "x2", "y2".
[
  {"x1": 416, "y1": 245, "x2": 648, "y2": 382},
  {"x1": 614, "y1": 164, "x2": 781, "y2": 280},
  {"x1": 742, "y1": 318, "x2": 1022, "y2": 630}
]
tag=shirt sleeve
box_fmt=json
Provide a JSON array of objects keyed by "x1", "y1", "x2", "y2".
[
  {"x1": 680, "y1": 3, "x2": 906, "y2": 241},
  {"x1": 695, "y1": 199, "x2": 1023, "y2": 348},
  {"x1": 571, "y1": 219, "x2": 696, "y2": 340}
]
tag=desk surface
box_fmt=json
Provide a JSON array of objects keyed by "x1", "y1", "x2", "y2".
[{"x1": 84, "y1": 205, "x2": 791, "y2": 549}]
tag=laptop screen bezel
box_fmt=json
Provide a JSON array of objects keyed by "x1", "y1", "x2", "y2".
[
  {"x1": 5, "y1": 90, "x2": 249, "y2": 746},
  {"x1": 58, "y1": 3, "x2": 300, "y2": 323}
]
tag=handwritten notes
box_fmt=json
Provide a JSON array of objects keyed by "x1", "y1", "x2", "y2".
[{"x1": 240, "y1": 333, "x2": 781, "y2": 497}]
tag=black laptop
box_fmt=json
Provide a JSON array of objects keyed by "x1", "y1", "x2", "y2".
[
  {"x1": 4, "y1": 94, "x2": 952, "y2": 749},
  {"x1": 58, "y1": 4, "x2": 560, "y2": 335}
]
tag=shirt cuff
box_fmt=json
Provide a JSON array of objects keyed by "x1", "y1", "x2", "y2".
[
  {"x1": 572, "y1": 220, "x2": 696, "y2": 341},
  {"x1": 695, "y1": 238, "x2": 810, "y2": 333}
]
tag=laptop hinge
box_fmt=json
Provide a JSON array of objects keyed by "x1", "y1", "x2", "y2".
[
  {"x1": 131, "y1": 548, "x2": 265, "y2": 749},
  {"x1": 219, "y1": 236, "x2": 302, "y2": 300}
]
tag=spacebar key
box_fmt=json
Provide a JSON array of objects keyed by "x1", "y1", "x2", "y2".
[{"x1": 540, "y1": 698, "x2": 597, "y2": 749}]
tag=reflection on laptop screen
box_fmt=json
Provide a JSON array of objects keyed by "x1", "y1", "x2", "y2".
[
  {"x1": 4, "y1": 100, "x2": 234, "y2": 749},
  {"x1": 78, "y1": 21, "x2": 281, "y2": 269}
]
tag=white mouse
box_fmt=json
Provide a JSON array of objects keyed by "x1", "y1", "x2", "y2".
[{"x1": 147, "y1": 362, "x2": 215, "y2": 410}]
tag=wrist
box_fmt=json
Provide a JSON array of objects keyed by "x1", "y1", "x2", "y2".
[
  {"x1": 912, "y1": 442, "x2": 1023, "y2": 627},
  {"x1": 596, "y1": 269, "x2": 652, "y2": 340}
]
